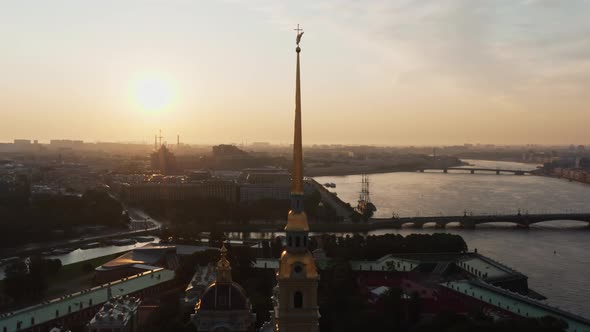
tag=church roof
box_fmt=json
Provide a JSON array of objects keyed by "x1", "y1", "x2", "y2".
[{"x1": 196, "y1": 282, "x2": 250, "y2": 311}]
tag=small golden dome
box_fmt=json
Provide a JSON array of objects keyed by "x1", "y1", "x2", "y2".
[
  {"x1": 216, "y1": 243, "x2": 232, "y2": 283},
  {"x1": 285, "y1": 210, "x2": 310, "y2": 232}
]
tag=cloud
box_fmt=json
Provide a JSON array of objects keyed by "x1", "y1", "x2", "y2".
[{"x1": 236, "y1": 0, "x2": 590, "y2": 112}]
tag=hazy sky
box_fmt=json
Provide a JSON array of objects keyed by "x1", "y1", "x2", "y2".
[{"x1": 1, "y1": 0, "x2": 589, "y2": 145}]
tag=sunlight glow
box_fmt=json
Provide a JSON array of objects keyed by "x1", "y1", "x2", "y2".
[{"x1": 134, "y1": 77, "x2": 174, "y2": 113}]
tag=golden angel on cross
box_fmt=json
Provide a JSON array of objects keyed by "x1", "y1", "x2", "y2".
[{"x1": 295, "y1": 24, "x2": 304, "y2": 45}]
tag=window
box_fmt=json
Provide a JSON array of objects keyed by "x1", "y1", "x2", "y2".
[
  {"x1": 55, "y1": 310, "x2": 59, "y2": 318},
  {"x1": 294, "y1": 291, "x2": 303, "y2": 308},
  {"x1": 30, "y1": 317, "x2": 34, "y2": 325},
  {"x1": 295, "y1": 236, "x2": 300, "y2": 247},
  {"x1": 288, "y1": 236, "x2": 292, "y2": 247}
]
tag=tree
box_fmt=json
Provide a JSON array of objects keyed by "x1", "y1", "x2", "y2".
[
  {"x1": 208, "y1": 230, "x2": 225, "y2": 248},
  {"x1": 382, "y1": 288, "x2": 403, "y2": 330},
  {"x1": 3, "y1": 257, "x2": 61, "y2": 303},
  {"x1": 408, "y1": 291, "x2": 422, "y2": 324}
]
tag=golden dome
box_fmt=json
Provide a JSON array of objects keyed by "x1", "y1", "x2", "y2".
[
  {"x1": 285, "y1": 210, "x2": 310, "y2": 232},
  {"x1": 277, "y1": 250, "x2": 318, "y2": 279}
]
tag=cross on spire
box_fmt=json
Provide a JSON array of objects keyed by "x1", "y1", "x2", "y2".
[{"x1": 294, "y1": 24, "x2": 303, "y2": 34}]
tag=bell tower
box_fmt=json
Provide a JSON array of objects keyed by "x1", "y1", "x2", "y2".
[{"x1": 274, "y1": 24, "x2": 320, "y2": 332}]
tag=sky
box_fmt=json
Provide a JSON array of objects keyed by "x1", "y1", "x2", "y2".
[{"x1": 0, "y1": 0, "x2": 589, "y2": 146}]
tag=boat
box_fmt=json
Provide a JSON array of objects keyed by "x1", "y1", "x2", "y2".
[
  {"x1": 356, "y1": 174, "x2": 377, "y2": 217},
  {"x1": 80, "y1": 242, "x2": 101, "y2": 249}
]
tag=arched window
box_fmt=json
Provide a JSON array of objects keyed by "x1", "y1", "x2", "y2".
[{"x1": 294, "y1": 291, "x2": 303, "y2": 308}]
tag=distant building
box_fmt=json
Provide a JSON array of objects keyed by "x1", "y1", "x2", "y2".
[
  {"x1": 13, "y1": 139, "x2": 31, "y2": 145},
  {"x1": 212, "y1": 144, "x2": 248, "y2": 158},
  {"x1": 87, "y1": 296, "x2": 141, "y2": 332},
  {"x1": 239, "y1": 167, "x2": 291, "y2": 203},
  {"x1": 120, "y1": 179, "x2": 239, "y2": 204},
  {"x1": 50, "y1": 140, "x2": 84, "y2": 149},
  {"x1": 150, "y1": 145, "x2": 178, "y2": 175}
]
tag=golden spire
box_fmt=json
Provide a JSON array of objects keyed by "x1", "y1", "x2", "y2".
[
  {"x1": 292, "y1": 25, "x2": 304, "y2": 195},
  {"x1": 285, "y1": 25, "x2": 309, "y2": 233},
  {"x1": 216, "y1": 243, "x2": 232, "y2": 283}
]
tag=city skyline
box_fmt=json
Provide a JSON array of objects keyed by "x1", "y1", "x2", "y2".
[{"x1": 1, "y1": 0, "x2": 589, "y2": 145}]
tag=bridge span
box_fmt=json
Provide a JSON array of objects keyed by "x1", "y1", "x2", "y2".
[
  {"x1": 417, "y1": 167, "x2": 532, "y2": 175},
  {"x1": 370, "y1": 213, "x2": 590, "y2": 229}
]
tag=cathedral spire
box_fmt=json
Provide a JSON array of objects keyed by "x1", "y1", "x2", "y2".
[
  {"x1": 292, "y1": 24, "x2": 304, "y2": 196},
  {"x1": 274, "y1": 25, "x2": 320, "y2": 332},
  {"x1": 285, "y1": 24, "x2": 309, "y2": 232}
]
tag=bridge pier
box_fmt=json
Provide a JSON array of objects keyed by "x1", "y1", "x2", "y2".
[
  {"x1": 516, "y1": 223, "x2": 530, "y2": 229},
  {"x1": 435, "y1": 222, "x2": 446, "y2": 229},
  {"x1": 460, "y1": 221, "x2": 476, "y2": 229},
  {"x1": 443, "y1": 169, "x2": 448, "y2": 173},
  {"x1": 470, "y1": 170, "x2": 475, "y2": 174},
  {"x1": 419, "y1": 169, "x2": 424, "y2": 173},
  {"x1": 496, "y1": 170, "x2": 500, "y2": 175},
  {"x1": 390, "y1": 223, "x2": 402, "y2": 229},
  {"x1": 411, "y1": 223, "x2": 423, "y2": 229}
]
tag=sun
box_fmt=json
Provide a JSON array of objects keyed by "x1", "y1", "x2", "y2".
[{"x1": 134, "y1": 77, "x2": 174, "y2": 112}]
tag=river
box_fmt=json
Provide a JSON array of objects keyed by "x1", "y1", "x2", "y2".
[{"x1": 315, "y1": 160, "x2": 590, "y2": 318}]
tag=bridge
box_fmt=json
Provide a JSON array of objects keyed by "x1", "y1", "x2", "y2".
[
  {"x1": 370, "y1": 213, "x2": 590, "y2": 229},
  {"x1": 417, "y1": 167, "x2": 532, "y2": 175}
]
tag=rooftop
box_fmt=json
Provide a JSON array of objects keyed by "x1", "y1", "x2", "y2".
[
  {"x1": 97, "y1": 244, "x2": 177, "y2": 271},
  {"x1": 0, "y1": 268, "x2": 174, "y2": 332},
  {"x1": 457, "y1": 253, "x2": 525, "y2": 281},
  {"x1": 443, "y1": 280, "x2": 590, "y2": 332}
]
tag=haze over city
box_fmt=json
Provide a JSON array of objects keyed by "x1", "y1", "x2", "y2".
[
  {"x1": 3, "y1": 2, "x2": 590, "y2": 332},
  {"x1": 1, "y1": 0, "x2": 589, "y2": 145}
]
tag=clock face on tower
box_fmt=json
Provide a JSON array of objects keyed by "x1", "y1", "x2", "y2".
[{"x1": 293, "y1": 263, "x2": 304, "y2": 277}]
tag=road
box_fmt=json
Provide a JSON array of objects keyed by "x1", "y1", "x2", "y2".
[{"x1": 310, "y1": 179, "x2": 353, "y2": 222}]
